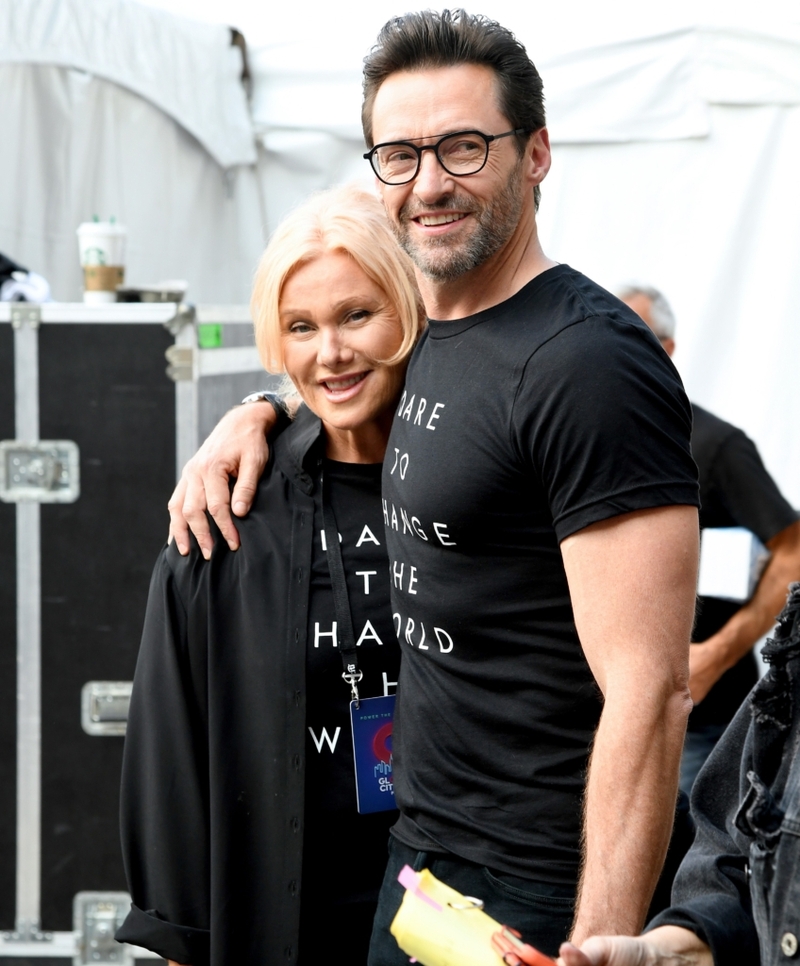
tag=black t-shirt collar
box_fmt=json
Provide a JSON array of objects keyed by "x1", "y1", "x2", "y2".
[{"x1": 426, "y1": 264, "x2": 570, "y2": 339}]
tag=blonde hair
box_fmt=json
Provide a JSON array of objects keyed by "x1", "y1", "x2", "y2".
[{"x1": 251, "y1": 186, "x2": 424, "y2": 373}]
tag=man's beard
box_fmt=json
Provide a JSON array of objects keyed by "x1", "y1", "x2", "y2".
[{"x1": 391, "y1": 160, "x2": 526, "y2": 281}]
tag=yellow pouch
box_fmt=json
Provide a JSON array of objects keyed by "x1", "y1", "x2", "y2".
[{"x1": 389, "y1": 865, "x2": 504, "y2": 966}]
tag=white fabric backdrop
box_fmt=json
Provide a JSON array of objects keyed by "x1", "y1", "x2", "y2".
[
  {"x1": 0, "y1": 0, "x2": 266, "y2": 303},
  {"x1": 1, "y1": 0, "x2": 798, "y2": 504},
  {"x1": 0, "y1": 0, "x2": 255, "y2": 167},
  {"x1": 0, "y1": 61, "x2": 265, "y2": 302}
]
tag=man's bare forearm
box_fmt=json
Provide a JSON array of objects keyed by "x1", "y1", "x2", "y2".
[
  {"x1": 570, "y1": 685, "x2": 692, "y2": 944},
  {"x1": 560, "y1": 507, "x2": 698, "y2": 943}
]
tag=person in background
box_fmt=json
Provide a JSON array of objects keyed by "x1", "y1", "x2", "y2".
[
  {"x1": 620, "y1": 284, "x2": 800, "y2": 793},
  {"x1": 167, "y1": 12, "x2": 700, "y2": 960},
  {"x1": 115, "y1": 186, "x2": 424, "y2": 965},
  {"x1": 560, "y1": 583, "x2": 800, "y2": 966}
]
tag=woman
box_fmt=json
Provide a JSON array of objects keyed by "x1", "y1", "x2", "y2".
[{"x1": 116, "y1": 187, "x2": 424, "y2": 966}]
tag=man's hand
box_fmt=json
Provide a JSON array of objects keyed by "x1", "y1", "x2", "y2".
[
  {"x1": 560, "y1": 505, "x2": 698, "y2": 942},
  {"x1": 168, "y1": 401, "x2": 277, "y2": 559},
  {"x1": 690, "y1": 519, "x2": 800, "y2": 704},
  {"x1": 558, "y1": 926, "x2": 712, "y2": 966}
]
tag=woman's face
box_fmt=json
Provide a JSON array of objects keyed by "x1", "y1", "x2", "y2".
[{"x1": 279, "y1": 250, "x2": 407, "y2": 462}]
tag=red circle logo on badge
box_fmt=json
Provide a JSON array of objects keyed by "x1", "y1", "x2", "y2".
[{"x1": 372, "y1": 722, "x2": 393, "y2": 764}]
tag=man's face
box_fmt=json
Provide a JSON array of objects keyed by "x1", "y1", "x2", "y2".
[{"x1": 370, "y1": 64, "x2": 530, "y2": 282}]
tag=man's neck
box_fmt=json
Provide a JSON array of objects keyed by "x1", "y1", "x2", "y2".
[{"x1": 418, "y1": 211, "x2": 558, "y2": 321}]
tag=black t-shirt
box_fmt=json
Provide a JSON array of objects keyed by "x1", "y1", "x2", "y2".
[
  {"x1": 301, "y1": 459, "x2": 399, "y2": 915},
  {"x1": 382, "y1": 265, "x2": 699, "y2": 886},
  {"x1": 689, "y1": 403, "x2": 797, "y2": 728}
]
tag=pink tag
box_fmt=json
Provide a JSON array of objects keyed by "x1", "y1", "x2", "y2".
[{"x1": 397, "y1": 864, "x2": 444, "y2": 912}]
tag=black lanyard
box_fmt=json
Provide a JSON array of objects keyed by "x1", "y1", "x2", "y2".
[{"x1": 321, "y1": 470, "x2": 362, "y2": 707}]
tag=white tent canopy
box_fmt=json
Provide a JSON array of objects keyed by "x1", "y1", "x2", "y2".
[
  {"x1": 2, "y1": 0, "x2": 799, "y2": 504},
  {"x1": 0, "y1": 0, "x2": 264, "y2": 303},
  {"x1": 2, "y1": 0, "x2": 255, "y2": 167}
]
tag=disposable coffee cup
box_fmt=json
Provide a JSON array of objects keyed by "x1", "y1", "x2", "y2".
[{"x1": 77, "y1": 222, "x2": 127, "y2": 304}]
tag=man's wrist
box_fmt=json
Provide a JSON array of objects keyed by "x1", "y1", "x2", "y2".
[{"x1": 241, "y1": 390, "x2": 289, "y2": 418}]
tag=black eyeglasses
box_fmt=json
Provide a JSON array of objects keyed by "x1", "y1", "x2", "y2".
[{"x1": 364, "y1": 128, "x2": 527, "y2": 185}]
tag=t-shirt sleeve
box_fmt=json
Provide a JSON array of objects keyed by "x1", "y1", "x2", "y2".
[
  {"x1": 513, "y1": 316, "x2": 699, "y2": 541},
  {"x1": 708, "y1": 428, "x2": 797, "y2": 544}
]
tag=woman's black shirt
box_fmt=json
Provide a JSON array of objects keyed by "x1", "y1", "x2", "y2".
[{"x1": 117, "y1": 410, "x2": 398, "y2": 966}]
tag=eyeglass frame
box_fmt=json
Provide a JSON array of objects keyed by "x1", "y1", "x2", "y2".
[{"x1": 363, "y1": 128, "x2": 529, "y2": 186}]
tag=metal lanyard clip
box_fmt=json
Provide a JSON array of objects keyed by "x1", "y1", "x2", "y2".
[{"x1": 342, "y1": 665, "x2": 364, "y2": 707}]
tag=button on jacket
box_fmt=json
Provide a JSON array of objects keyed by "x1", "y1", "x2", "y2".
[
  {"x1": 651, "y1": 583, "x2": 800, "y2": 965},
  {"x1": 116, "y1": 408, "x2": 326, "y2": 966}
]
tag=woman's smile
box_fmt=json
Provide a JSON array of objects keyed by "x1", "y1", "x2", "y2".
[{"x1": 320, "y1": 371, "x2": 370, "y2": 397}]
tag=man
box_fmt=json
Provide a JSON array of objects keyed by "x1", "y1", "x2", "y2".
[
  {"x1": 170, "y1": 11, "x2": 700, "y2": 959},
  {"x1": 561, "y1": 583, "x2": 800, "y2": 966},
  {"x1": 620, "y1": 285, "x2": 800, "y2": 793}
]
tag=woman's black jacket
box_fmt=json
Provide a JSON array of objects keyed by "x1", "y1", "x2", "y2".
[{"x1": 116, "y1": 407, "x2": 327, "y2": 966}]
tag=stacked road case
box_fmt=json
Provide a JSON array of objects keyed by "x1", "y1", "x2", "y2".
[{"x1": 0, "y1": 302, "x2": 277, "y2": 964}]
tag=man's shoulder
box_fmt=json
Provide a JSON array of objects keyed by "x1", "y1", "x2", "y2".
[
  {"x1": 423, "y1": 266, "x2": 647, "y2": 353},
  {"x1": 501, "y1": 264, "x2": 653, "y2": 349},
  {"x1": 505, "y1": 270, "x2": 668, "y2": 390}
]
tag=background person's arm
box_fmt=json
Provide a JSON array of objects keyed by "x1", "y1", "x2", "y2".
[
  {"x1": 690, "y1": 519, "x2": 800, "y2": 702},
  {"x1": 558, "y1": 926, "x2": 712, "y2": 966},
  {"x1": 560, "y1": 505, "x2": 698, "y2": 943},
  {"x1": 168, "y1": 400, "x2": 277, "y2": 558}
]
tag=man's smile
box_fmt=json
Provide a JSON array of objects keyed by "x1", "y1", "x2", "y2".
[{"x1": 416, "y1": 212, "x2": 468, "y2": 227}]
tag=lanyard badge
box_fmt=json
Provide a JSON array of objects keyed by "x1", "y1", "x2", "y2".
[
  {"x1": 322, "y1": 472, "x2": 398, "y2": 815},
  {"x1": 350, "y1": 693, "x2": 397, "y2": 813}
]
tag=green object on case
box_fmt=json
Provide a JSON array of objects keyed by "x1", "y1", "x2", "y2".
[{"x1": 197, "y1": 324, "x2": 222, "y2": 348}]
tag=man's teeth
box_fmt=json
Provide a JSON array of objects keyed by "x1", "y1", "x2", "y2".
[
  {"x1": 324, "y1": 374, "x2": 364, "y2": 391},
  {"x1": 418, "y1": 213, "x2": 464, "y2": 226}
]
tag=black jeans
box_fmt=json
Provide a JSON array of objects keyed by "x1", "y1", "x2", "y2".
[{"x1": 367, "y1": 837, "x2": 575, "y2": 964}]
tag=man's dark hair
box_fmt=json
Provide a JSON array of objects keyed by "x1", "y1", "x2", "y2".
[{"x1": 362, "y1": 9, "x2": 546, "y2": 207}]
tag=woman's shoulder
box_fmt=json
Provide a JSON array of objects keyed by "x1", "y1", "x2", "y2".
[
  {"x1": 159, "y1": 407, "x2": 323, "y2": 596},
  {"x1": 259, "y1": 405, "x2": 322, "y2": 498},
  {"x1": 233, "y1": 407, "x2": 323, "y2": 534}
]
